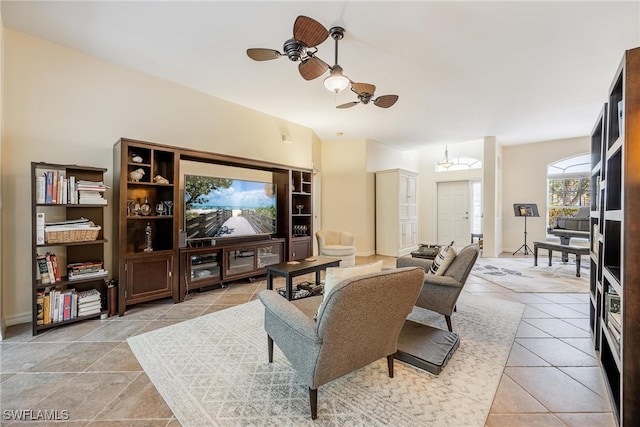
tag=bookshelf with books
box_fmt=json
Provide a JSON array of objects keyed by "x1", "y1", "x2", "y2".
[
  {"x1": 31, "y1": 162, "x2": 109, "y2": 335},
  {"x1": 590, "y1": 47, "x2": 640, "y2": 426}
]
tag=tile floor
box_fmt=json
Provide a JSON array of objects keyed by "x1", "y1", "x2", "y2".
[{"x1": 0, "y1": 255, "x2": 616, "y2": 426}]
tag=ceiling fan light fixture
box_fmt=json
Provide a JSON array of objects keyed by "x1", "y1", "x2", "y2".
[
  {"x1": 324, "y1": 65, "x2": 350, "y2": 93},
  {"x1": 438, "y1": 145, "x2": 454, "y2": 169}
]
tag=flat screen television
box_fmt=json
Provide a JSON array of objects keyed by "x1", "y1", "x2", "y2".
[{"x1": 184, "y1": 174, "x2": 276, "y2": 240}]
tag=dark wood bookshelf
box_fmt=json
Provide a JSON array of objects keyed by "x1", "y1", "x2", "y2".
[
  {"x1": 31, "y1": 162, "x2": 109, "y2": 335},
  {"x1": 591, "y1": 46, "x2": 640, "y2": 426}
]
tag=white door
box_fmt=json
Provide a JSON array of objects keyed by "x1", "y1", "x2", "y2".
[{"x1": 437, "y1": 181, "x2": 471, "y2": 247}]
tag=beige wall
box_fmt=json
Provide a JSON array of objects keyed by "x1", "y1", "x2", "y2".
[
  {"x1": 502, "y1": 136, "x2": 590, "y2": 252},
  {"x1": 1, "y1": 29, "x2": 316, "y2": 326},
  {"x1": 366, "y1": 140, "x2": 419, "y2": 173},
  {"x1": 320, "y1": 139, "x2": 375, "y2": 255}
]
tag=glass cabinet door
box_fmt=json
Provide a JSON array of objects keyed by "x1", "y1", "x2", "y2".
[
  {"x1": 190, "y1": 252, "x2": 221, "y2": 282},
  {"x1": 257, "y1": 243, "x2": 282, "y2": 268},
  {"x1": 226, "y1": 249, "x2": 255, "y2": 276}
]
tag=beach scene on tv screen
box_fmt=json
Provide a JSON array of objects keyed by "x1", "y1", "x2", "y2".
[{"x1": 185, "y1": 176, "x2": 276, "y2": 239}]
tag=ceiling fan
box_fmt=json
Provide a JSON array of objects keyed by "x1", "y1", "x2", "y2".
[
  {"x1": 246, "y1": 15, "x2": 331, "y2": 81},
  {"x1": 336, "y1": 83, "x2": 399, "y2": 109}
]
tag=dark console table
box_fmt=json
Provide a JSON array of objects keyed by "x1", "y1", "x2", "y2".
[{"x1": 266, "y1": 256, "x2": 340, "y2": 300}]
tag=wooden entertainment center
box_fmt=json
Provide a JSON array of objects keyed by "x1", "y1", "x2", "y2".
[{"x1": 113, "y1": 138, "x2": 313, "y2": 315}]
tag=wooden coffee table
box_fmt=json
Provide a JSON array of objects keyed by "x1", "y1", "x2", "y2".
[{"x1": 266, "y1": 256, "x2": 340, "y2": 300}]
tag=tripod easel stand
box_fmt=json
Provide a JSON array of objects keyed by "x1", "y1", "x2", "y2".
[{"x1": 512, "y1": 203, "x2": 539, "y2": 256}]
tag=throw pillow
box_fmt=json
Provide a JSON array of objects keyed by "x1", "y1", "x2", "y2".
[
  {"x1": 428, "y1": 245, "x2": 457, "y2": 276},
  {"x1": 316, "y1": 261, "x2": 384, "y2": 318}
]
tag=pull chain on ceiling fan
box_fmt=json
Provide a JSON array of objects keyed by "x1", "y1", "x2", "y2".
[{"x1": 323, "y1": 27, "x2": 350, "y2": 93}]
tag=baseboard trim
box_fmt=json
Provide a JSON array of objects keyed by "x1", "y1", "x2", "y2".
[
  {"x1": 356, "y1": 250, "x2": 376, "y2": 257},
  {"x1": 3, "y1": 312, "x2": 31, "y2": 328}
]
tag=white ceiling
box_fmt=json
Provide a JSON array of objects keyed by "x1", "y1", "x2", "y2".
[{"x1": 2, "y1": 1, "x2": 639, "y2": 150}]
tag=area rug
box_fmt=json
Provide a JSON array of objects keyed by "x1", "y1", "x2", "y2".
[
  {"x1": 471, "y1": 257, "x2": 589, "y2": 293},
  {"x1": 127, "y1": 292, "x2": 524, "y2": 427}
]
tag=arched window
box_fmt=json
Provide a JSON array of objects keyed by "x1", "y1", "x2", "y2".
[{"x1": 547, "y1": 153, "x2": 591, "y2": 229}]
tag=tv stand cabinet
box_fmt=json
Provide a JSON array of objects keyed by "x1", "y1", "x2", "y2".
[
  {"x1": 114, "y1": 137, "x2": 313, "y2": 313},
  {"x1": 179, "y1": 238, "x2": 285, "y2": 301}
]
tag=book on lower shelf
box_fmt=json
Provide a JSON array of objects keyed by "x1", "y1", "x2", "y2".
[
  {"x1": 78, "y1": 299, "x2": 102, "y2": 316},
  {"x1": 40, "y1": 287, "x2": 103, "y2": 325},
  {"x1": 68, "y1": 269, "x2": 108, "y2": 281},
  {"x1": 36, "y1": 252, "x2": 62, "y2": 284},
  {"x1": 36, "y1": 291, "x2": 45, "y2": 325},
  {"x1": 45, "y1": 288, "x2": 76, "y2": 323},
  {"x1": 36, "y1": 254, "x2": 51, "y2": 284}
]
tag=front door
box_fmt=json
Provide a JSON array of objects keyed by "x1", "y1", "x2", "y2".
[{"x1": 437, "y1": 181, "x2": 471, "y2": 247}]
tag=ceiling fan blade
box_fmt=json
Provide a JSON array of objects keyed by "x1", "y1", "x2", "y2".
[
  {"x1": 336, "y1": 101, "x2": 359, "y2": 109},
  {"x1": 351, "y1": 82, "x2": 376, "y2": 96},
  {"x1": 299, "y1": 56, "x2": 330, "y2": 80},
  {"x1": 293, "y1": 15, "x2": 329, "y2": 47},
  {"x1": 374, "y1": 95, "x2": 399, "y2": 108},
  {"x1": 246, "y1": 48, "x2": 282, "y2": 61}
]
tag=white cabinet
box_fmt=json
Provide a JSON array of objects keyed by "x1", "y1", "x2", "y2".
[{"x1": 376, "y1": 169, "x2": 419, "y2": 257}]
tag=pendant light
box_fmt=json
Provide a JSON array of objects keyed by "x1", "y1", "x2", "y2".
[
  {"x1": 323, "y1": 27, "x2": 350, "y2": 93},
  {"x1": 438, "y1": 145, "x2": 454, "y2": 169}
]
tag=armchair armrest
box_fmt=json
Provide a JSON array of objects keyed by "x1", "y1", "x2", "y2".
[
  {"x1": 396, "y1": 256, "x2": 432, "y2": 273},
  {"x1": 259, "y1": 290, "x2": 320, "y2": 344},
  {"x1": 423, "y1": 275, "x2": 464, "y2": 288}
]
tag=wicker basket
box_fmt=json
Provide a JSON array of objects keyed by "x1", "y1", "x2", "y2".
[{"x1": 46, "y1": 226, "x2": 101, "y2": 244}]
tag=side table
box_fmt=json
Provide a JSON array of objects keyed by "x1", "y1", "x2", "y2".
[{"x1": 266, "y1": 256, "x2": 340, "y2": 301}]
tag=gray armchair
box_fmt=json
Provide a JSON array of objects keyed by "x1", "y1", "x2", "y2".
[
  {"x1": 258, "y1": 267, "x2": 424, "y2": 419},
  {"x1": 396, "y1": 244, "x2": 479, "y2": 332}
]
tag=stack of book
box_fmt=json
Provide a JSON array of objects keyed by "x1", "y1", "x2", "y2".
[
  {"x1": 67, "y1": 261, "x2": 107, "y2": 281},
  {"x1": 43, "y1": 288, "x2": 77, "y2": 324},
  {"x1": 36, "y1": 252, "x2": 62, "y2": 284},
  {"x1": 77, "y1": 180, "x2": 108, "y2": 205},
  {"x1": 76, "y1": 289, "x2": 102, "y2": 317},
  {"x1": 37, "y1": 169, "x2": 75, "y2": 204}
]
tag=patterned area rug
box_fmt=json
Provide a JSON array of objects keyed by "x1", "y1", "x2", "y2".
[
  {"x1": 128, "y1": 292, "x2": 524, "y2": 426},
  {"x1": 471, "y1": 257, "x2": 589, "y2": 293}
]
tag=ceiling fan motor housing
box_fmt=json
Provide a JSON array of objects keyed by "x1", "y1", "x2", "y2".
[
  {"x1": 283, "y1": 38, "x2": 305, "y2": 61},
  {"x1": 359, "y1": 93, "x2": 373, "y2": 104}
]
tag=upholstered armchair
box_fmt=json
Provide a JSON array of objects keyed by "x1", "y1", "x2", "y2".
[
  {"x1": 315, "y1": 229, "x2": 357, "y2": 267},
  {"x1": 258, "y1": 267, "x2": 424, "y2": 419},
  {"x1": 396, "y1": 244, "x2": 479, "y2": 332}
]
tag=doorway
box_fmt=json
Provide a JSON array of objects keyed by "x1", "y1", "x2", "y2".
[{"x1": 437, "y1": 180, "x2": 480, "y2": 247}]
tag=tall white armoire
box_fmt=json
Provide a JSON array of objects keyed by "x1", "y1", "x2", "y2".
[{"x1": 375, "y1": 169, "x2": 419, "y2": 257}]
